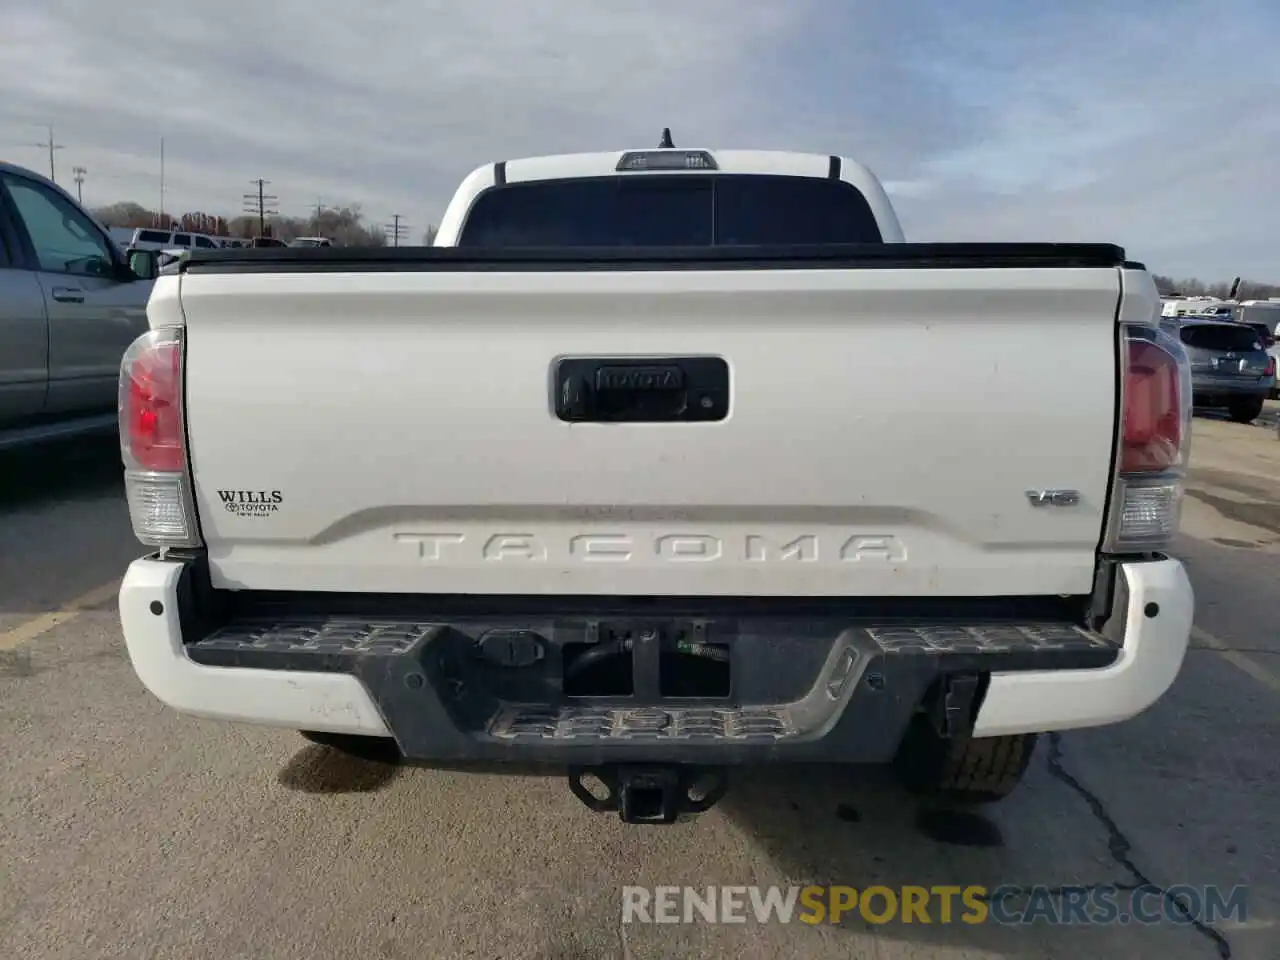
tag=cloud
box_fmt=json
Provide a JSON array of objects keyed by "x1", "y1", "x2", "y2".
[
  {"x1": 890, "y1": 0, "x2": 1280, "y2": 278},
  {"x1": 2, "y1": 0, "x2": 1276, "y2": 276}
]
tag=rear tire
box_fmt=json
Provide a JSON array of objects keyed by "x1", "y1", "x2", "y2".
[
  {"x1": 299, "y1": 731, "x2": 401, "y2": 762},
  {"x1": 1228, "y1": 397, "x2": 1265, "y2": 423},
  {"x1": 894, "y1": 713, "x2": 1037, "y2": 803}
]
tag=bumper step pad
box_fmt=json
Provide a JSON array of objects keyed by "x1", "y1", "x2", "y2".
[
  {"x1": 185, "y1": 615, "x2": 1117, "y2": 758},
  {"x1": 490, "y1": 704, "x2": 794, "y2": 742},
  {"x1": 189, "y1": 618, "x2": 1114, "y2": 670}
]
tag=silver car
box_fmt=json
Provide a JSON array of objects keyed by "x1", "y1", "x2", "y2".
[{"x1": 0, "y1": 161, "x2": 158, "y2": 450}]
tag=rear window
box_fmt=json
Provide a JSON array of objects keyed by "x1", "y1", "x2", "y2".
[
  {"x1": 1179, "y1": 324, "x2": 1263, "y2": 352},
  {"x1": 457, "y1": 174, "x2": 883, "y2": 247},
  {"x1": 137, "y1": 230, "x2": 169, "y2": 243},
  {"x1": 194, "y1": 235, "x2": 216, "y2": 248},
  {"x1": 1245, "y1": 322, "x2": 1275, "y2": 344}
]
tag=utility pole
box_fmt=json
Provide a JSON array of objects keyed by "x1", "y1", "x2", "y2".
[
  {"x1": 386, "y1": 214, "x2": 408, "y2": 247},
  {"x1": 313, "y1": 199, "x2": 326, "y2": 235},
  {"x1": 36, "y1": 125, "x2": 64, "y2": 181},
  {"x1": 72, "y1": 166, "x2": 87, "y2": 203},
  {"x1": 242, "y1": 178, "x2": 279, "y2": 237},
  {"x1": 159, "y1": 137, "x2": 165, "y2": 225}
]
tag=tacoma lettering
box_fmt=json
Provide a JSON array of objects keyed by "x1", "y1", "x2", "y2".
[
  {"x1": 483, "y1": 534, "x2": 546, "y2": 561},
  {"x1": 655, "y1": 534, "x2": 722, "y2": 562},
  {"x1": 569, "y1": 534, "x2": 633, "y2": 560},
  {"x1": 745, "y1": 534, "x2": 818, "y2": 563},
  {"x1": 839, "y1": 535, "x2": 907, "y2": 562},
  {"x1": 395, "y1": 532, "x2": 905, "y2": 563},
  {"x1": 393, "y1": 533, "x2": 465, "y2": 560}
]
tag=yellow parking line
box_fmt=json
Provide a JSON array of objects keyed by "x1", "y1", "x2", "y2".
[
  {"x1": 1192, "y1": 625, "x2": 1280, "y2": 695},
  {"x1": 0, "y1": 579, "x2": 122, "y2": 652}
]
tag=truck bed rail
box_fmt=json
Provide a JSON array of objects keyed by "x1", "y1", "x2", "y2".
[{"x1": 177, "y1": 242, "x2": 1135, "y2": 274}]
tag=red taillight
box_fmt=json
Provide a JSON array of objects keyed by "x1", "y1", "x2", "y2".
[
  {"x1": 1266, "y1": 356, "x2": 1276, "y2": 378},
  {"x1": 1105, "y1": 322, "x2": 1191, "y2": 553},
  {"x1": 121, "y1": 333, "x2": 185, "y2": 473},
  {"x1": 1120, "y1": 337, "x2": 1183, "y2": 474},
  {"x1": 119, "y1": 328, "x2": 199, "y2": 548}
]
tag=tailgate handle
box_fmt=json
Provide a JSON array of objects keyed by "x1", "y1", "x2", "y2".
[{"x1": 554, "y1": 357, "x2": 729, "y2": 423}]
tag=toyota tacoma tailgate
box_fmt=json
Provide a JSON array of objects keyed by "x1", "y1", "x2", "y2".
[{"x1": 174, "y1": 246, "x2": 1130, "y2": 598}]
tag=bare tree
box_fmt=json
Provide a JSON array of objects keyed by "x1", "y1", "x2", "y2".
[
  {"x1": 93, "y1": 200, "x2": 388, "y2": 246},
  {"x1": 1152, "y1": 274, "x2": 1280, "y2": 299},
  {"x1": 90, "y1": 201, "x2": 155, "y2": 228}
]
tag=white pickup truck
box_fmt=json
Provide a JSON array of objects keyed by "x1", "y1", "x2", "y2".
[{"x1": 117, "y1": 140, "x2": 1195, "y2": 823}]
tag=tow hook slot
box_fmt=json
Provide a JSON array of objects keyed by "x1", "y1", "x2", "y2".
[
  {"x1": 477, "y1": 628, "x2": 545, "y2": 668},
  {"x1": 929, "y1": 674, "x2": 981, "y2": 739},
  {"x1": 568, "y1": 765, "x2": 727, "y2": 824}
]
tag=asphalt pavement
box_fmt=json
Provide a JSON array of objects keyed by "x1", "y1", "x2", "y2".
[{"x1": 1, "y1": 413, "x2": 1277, "y2": 960}]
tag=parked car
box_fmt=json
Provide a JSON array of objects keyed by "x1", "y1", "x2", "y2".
[
  {"x1": 106, "y1": 225, "x2": 137, "y2": 251},
  {"x1": 130, "y1": 227, "x2": 228, "y2": 252},
  {"x1": 0, "y1": 161, "x2": 160, "y2": 451},
  {"x1": 116, "y1": 140, "x2": 1195, "y2": 824},
  {"x1": 1239, "y1": 320, "x2": 1276, "y2": 350},
  {"x1": 1235, "y1": 301, "x2": 1280, "y2": 346},
  {"x1": 1162, "y1": 317, "x2": 1275, "y2": 421}
]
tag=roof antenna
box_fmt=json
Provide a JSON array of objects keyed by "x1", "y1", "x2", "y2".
[{"x1": 658, "y1": 127, "x2": 675, "y2": 148}]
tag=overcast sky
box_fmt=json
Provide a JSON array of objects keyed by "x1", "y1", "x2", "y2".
[{"x1": 3, "y1": 0, "x2": 1277, "y2": 278}]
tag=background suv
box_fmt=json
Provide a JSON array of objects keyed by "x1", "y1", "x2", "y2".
[{"x1": 1163, "y1": 318, "x2": 1276, "y2": 422}]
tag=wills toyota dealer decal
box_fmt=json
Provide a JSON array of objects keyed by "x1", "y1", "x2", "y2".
[{"x1": 217, "y1": 489, "x2": 283, "y2": 517}]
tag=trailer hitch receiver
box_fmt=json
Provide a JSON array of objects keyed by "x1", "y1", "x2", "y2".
[{"x1": 569, "y1": 765, "x2": 727, "y2": 824}]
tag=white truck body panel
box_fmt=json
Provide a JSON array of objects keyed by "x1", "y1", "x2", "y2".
[{"x1": 170, "y1": 264, "x2": 1128, "y2": 598}]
